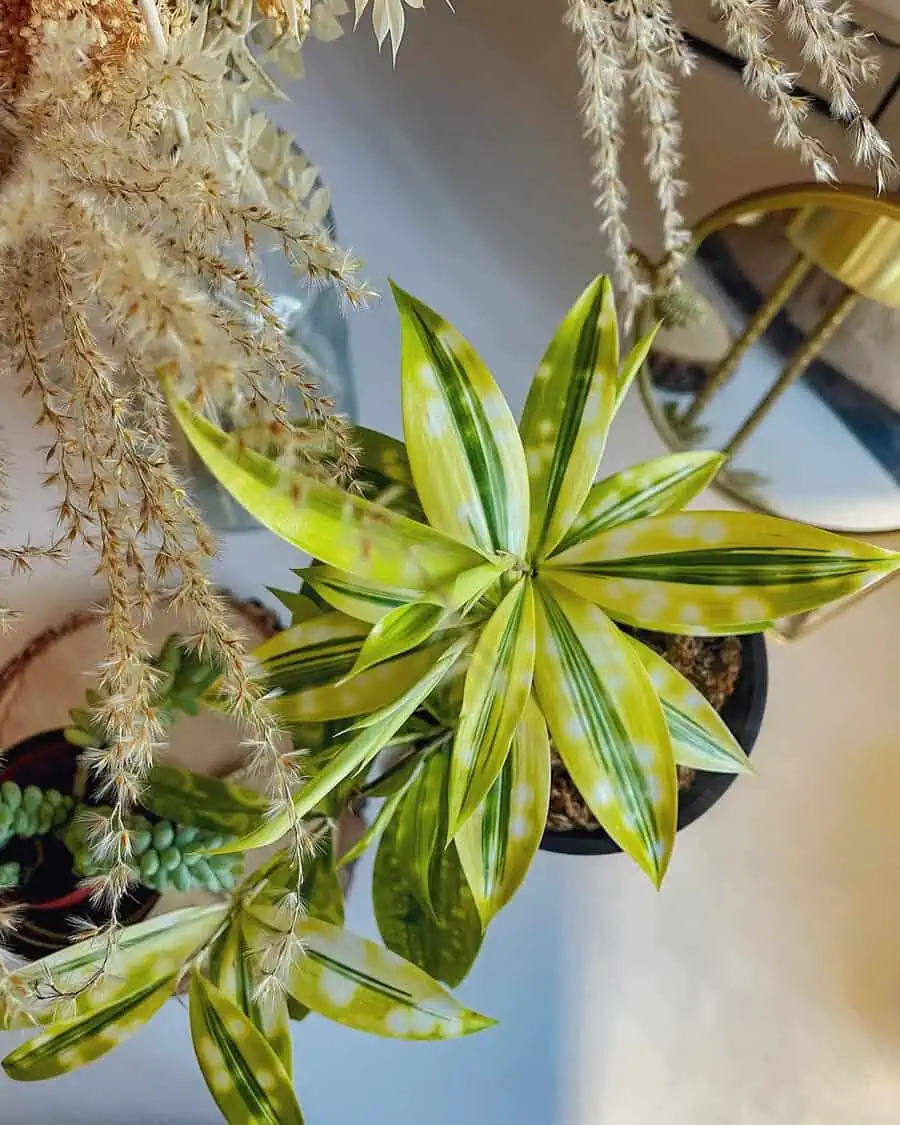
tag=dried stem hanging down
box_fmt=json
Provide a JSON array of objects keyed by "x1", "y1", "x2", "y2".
[
  {"x1": 565, "y1": 0, "x2": 896, "y2": 308},
  {"x1": 0, "y1": 3, "x2": 369, "y2": 929}
]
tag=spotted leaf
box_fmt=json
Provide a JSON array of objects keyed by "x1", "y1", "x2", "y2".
[
  {"x1": 169, "y1": 395, "x2": 483, "y2": 590},
  {"x1": 209, "y1": 915, "x2": 293, "y2": 1079},
  {"x1": 1, "y1": 905, "x2": 228, "y2": 1030},
  {"x1": 189, "y1": 972, "x2": 304, "y2": 1125},
  {"x1": 553, "y1": 452, "x2": 725, "y2": 555},
  {"x1": 3, "y1": 975, "x2": 174, "y2": 1081},
  {"x1": 520, "y1": 275, "x2": 618, "y2": 558},
  {"x1": 627, "y1": 636, "x2": 752, "y2": 774},
  {"x1": 373, "y1": 808, "x2": 483, "y2": 987},
  {"x1": 352, "y1": 424, "x2": 414, "y2": 487},
  {"x1": 143, "y1": 767, "x2": 269, "y2": 836},
  {"x1": 449, "y1": 580, "x2": 535, "y2": 835},
  {"x1": 204, "y1": 640, "x2": 467, "y2": 855},
  {"x1": 455, "y1": 695, "x2": 551, "y2": 926},
  {"x1": 250, "y1": 909, "x2": 493, "y2": 1039},
  {"x1": 546, "y1": 511, "x2": 900, "y2": 635},
  {"x1": 393, "y1": 284, "x2": 529, "y2": 556},
  {"x1": 391, "y1": 750, "x2": 448, "y2": 917},
  {"x1": 532, "y1": 580, "x2": 676, "y2": 886}
]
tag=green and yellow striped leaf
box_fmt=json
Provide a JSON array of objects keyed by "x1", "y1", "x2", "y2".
[
  {"x1": 520, "y1": 275, "x2": 618, "y2": 558},
  {"x1": 349, "y1": 601, "x2": 445, "y2": 678},
  {"x1": 206, "y1": 640, "x2": 467, "y2": 855},
  {"x1": 210, "y1": 915, "x2": 293, "y2": 1079},
  {"x1": 455, "y1": 695, "x2": 551, "y2": 926},
  {"x1": 3, "y1": 975, "x2": 174, "y2": 1081},
  {"x1": 1, "y1": 905, "x2": 228, "y2": 1029},
  {"x1": 553, "y1": 452, "x2": 725, "y2": 555},
  {"x1": 391, "y1": 750, "x2": 448, "y2": 917},
  {"x1": 249, "y1": 910, "x2": 493, "y2": 1039},
  {"x1": 532, "y1": 580, "x2": 676, "y2": 885},
  {"x1": 374, "y1": 808, "x2": 483, "y2": 987},
  {"x1": 144, "y1": 767, "x2": 269, "y2": 836},
  {"x1": 170, "y1": 394, "x2": 483, "y2": 589},
  {"x1": 348, "y1": 563, "x2": 503, "y2": 678},
  {"x1": 627, "y1": 636, "x2": 752, "y2": 774},
  {"x1": 393, "y1": 284, "x2": 529, "y2": 556},
  {"x1": 250, "y1": 612, "x2": 445, "y2": 723},
  {"x1": 190, "y1": 972, "x2": 304, "y2": 1125},
  {"x1": 336, "y1": 783, "x2": 408, "y2": 869},
  {"x1": 449, "y1": 580, "x2": 535, "y2": 834},
  {"x1": 546, "y1": 511, "x2": 900, "y2": 635},
  {"x1": 297, "y1": 565, "x2": 423, "y2": 624},
  {"x1": 612, "y1": 323, "x2": 659, "y2": 415}
]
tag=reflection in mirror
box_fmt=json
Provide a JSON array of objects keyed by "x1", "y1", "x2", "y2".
[{"x1": 640, "y1": 191, "x2": 900, "y2": 535}]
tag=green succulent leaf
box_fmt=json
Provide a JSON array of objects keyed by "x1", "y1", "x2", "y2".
[
  {"x1": 210, "y1": 915, "x2": 293, "y2": 1080},
  {"x1": 627, "y1": 636, "x2": 752, "y2": 774},
  {"x1": 1, "y1": 905, "x2": 228, "y2": 1030},
  {"x1": 546, "y1": 511, "x2": 900, "y2": 635},
  {"x1": 520, "y1": 275, "x2": 619, "y2": 558},
  {"x1": 554, "y1": 452, "x2": 725, "y2": 555},
  {"x1": 205, "y1": 640, "x2": 468, "y2": 855},
  {"x1": 532, "y1": 580, "x2": 676, "y2": 886},
  {"x1": 393, "y1": 284, "x2": 529, "y2": 556},
  {"x1": 449, "y1": 579, "x2": 535, "y2": 835},
  {"x1": 169, "y1": 394, "x2": 484, "y2": 590},
  {"x1": 190, "y1": 972, "x2": 304, "y2": 1125},
  {"x1": 455, "y1": 695, "x2": 551, "y2": 926},
  {"x1": 297, "y1": 565, "x2": 424, "y2": 624},
  {"x1": 249, "y1": 908, "x2": 492, "y2": 1039},
  {"x1": 374, "y1": 807, "x2": 483, "y2": 988},
  {"x1": 3, "y1": 975, "x2": 174, "y2": 1081},
  {"x1": 143, "y1": 767, "x2": 269, "y2": 836}
]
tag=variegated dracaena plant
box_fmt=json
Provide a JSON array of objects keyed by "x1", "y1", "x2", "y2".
[
  {"x1": 169, "y1": 275, "x2": 900, "y2": 915},
  {"x1": 0, "y1": 765, "x2": 493, "y2": 1123}
]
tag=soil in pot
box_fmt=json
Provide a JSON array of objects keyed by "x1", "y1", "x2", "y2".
[
  {"x1": 0, "y1": 728, "x2": 158, "y2": 960},
  {"x1": 544, "y1": 630, "x2": 764, "y2": 852}
]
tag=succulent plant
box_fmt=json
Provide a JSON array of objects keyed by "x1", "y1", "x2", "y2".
[
  {"x1": 62, "y1": 812, "x2": 243, "y2": 894},
  {"x1": 0, "y1": 782, "x2": 72, "y2": 848},
  {"x1": 168, "y1": 274, "x2": 900, "y2": 985}
]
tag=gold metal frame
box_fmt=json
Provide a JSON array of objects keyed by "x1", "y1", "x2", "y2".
[{"x1": 636, "y1": 183, "x2": 900, "y2": 639}]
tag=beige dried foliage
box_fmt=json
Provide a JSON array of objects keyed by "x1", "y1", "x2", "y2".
[
  {"x1": 0, "y1": 5, "x2": 367, "y2": 935},
  {"x1": 565, "y1": 0, "x2": 897, "y2": 310}
]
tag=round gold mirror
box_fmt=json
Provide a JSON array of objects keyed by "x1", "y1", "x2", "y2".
[{"x1": 638, "y1": 184, "x2": 900, "y2": 538}]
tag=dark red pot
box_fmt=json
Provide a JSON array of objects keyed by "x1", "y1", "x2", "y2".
[{"x1": 0, "y1": 729, "x2": 158, "y2": 960}]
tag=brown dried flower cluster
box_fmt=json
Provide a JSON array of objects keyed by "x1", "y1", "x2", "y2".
[
  {"x1": 0, "y1": 4, "x2": 366, "y2": 933},
  {"x1": 565, "y1": 0, "x2": 897, "y2": 309}
]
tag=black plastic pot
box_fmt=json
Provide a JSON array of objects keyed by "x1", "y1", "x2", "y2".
[
  {"x1": 540, "y1": 632, "x2": 769, "y2": 856},
  {"x1": 0, "y1": 728, "x2": 159, "y2": 960}
]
